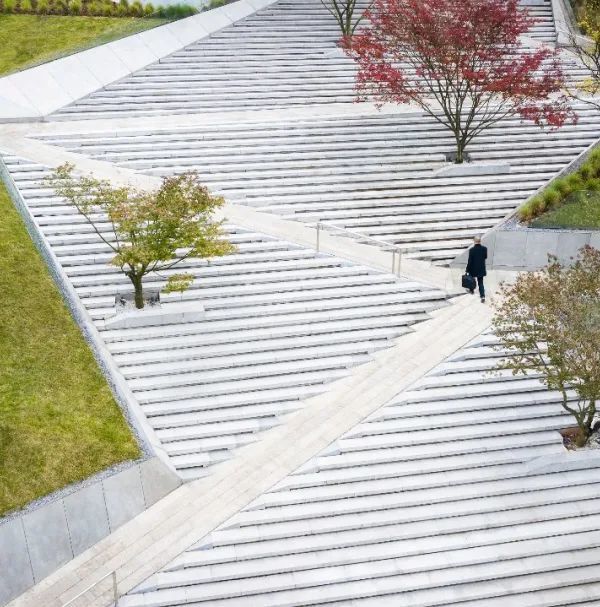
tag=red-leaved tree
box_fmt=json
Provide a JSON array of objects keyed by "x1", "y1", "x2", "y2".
[{"x1": 345, "y1": 0, "x2": 574, "y2": 163}]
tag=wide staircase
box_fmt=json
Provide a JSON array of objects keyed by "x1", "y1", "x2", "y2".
[
  {"x1": 120, "y1": 331, "x2": 600, "y2": 607},
  {"x1": 39, "y1": 104, "x2": 600, "y2": 265},
  {"x1": 50, "y1": 0, "x2": 566, "y2": 121},
  {"x1": 2, "y1": 154, "x2": 449, "y2": 480}
]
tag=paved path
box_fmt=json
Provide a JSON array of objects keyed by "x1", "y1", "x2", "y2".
[{"x1": 7, "y1": 294, "x2": 492, "y2": 607}]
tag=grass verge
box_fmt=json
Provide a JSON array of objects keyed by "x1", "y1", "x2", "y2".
[
  {"x1": 0, "y1": 14, "x2": 169, "y2": 76},
  {"x1": 0, "y1": 182, "x2": 140, "y2": 516},
  {"x1": 531, "y1": 190, "x2": 600, "y2": 230}
]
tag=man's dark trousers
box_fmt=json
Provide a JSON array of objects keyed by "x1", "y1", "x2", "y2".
[{"x1": 471, "y1": 276, "x2": 484, "y2": 299}]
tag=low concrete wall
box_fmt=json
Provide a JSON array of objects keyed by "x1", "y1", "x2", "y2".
[
  {"x1": 467, "y1": 227, "x2": 600, "y2": 271},
  {"x1": 0, "y1": 0, "x2": 278, "y2": 121},
  {"x1": 0, "y1": 457, "x2": 180, "y2": 606}
]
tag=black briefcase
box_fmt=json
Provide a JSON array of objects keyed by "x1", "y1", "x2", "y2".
[{"x1": 462, "y1": 273, "x2": 476, "y2": 291}]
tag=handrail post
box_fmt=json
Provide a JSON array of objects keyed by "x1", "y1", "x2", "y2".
[
  {"x1": 391, "y1": 250, "x2": 396, "y2": 274},
  {"x1": 396, "y1": 248, "x2": 402, "y2": 277},
  {"x1": 112, "y1": 571, "x2": 118, "y2": 605},
  {"x1": 316, "y1": 222, "x2": 321, "y2": 252}
]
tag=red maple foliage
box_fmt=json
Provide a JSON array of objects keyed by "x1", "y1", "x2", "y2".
[{"x1": 344, "y1": 0, "x2": 574, "y2": 162}]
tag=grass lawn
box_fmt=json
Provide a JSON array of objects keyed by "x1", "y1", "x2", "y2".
[
  {"x1": 0, "y1": 183, "x2": 140, "y2": 516},
  {"x1": 531, "y1": 190, "x2": 600, "y2": 230},
  {"x1": 0, "y1": 14, "x2": 169, "y2": 76}
]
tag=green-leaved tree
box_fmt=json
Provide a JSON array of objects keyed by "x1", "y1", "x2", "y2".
[
  {"x1": 49, "y1": 164, "x2": 235, "y2": 309},
  {"x1": 492, "y1": 246, "x2": 600, "y2": 447}
]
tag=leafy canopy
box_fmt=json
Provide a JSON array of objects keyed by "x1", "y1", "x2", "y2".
[
  {"x1": 48, "y1": 164, "x2": 234, "y2": 302},
  {"x1": 345, "y1": 0, "x2": 573, "y2": 161},
  {"x1": 492, "y1": 246, "x2": 600, "y2": 446}
]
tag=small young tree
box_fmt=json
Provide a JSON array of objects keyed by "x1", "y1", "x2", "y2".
[
  {"x1": 321, "y1": 0, "x2": 371, "y2": 37},
  {"x1": 492, "y1": 246, "x2": 600, "y2": 447},
  {"x1": 344, "y1": 0, "x2": 573, "y2": 163},
  {"x1": 49, "y1": 164, "x2": 235, "y2": 309}
]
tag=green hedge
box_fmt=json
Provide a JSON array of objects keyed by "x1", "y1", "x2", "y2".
[
  {"x1": 518, "y1": 148, "x2": 600, "y2": 222},
  {"x1": 0, "y1": 0, "x2": 196, "y2": 18}
]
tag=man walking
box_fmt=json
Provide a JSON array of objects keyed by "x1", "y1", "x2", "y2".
[{"x1": 466, "y1": 236, "x2": 488, "y2": 303}]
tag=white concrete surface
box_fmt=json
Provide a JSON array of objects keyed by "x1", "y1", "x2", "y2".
[{"x1": 0, "y1": 0, "x2": 280, "y2": 121}]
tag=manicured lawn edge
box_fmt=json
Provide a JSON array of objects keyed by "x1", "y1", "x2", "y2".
[{"x1": 0, "y1": 163, "x2": 149, "y2": 516}]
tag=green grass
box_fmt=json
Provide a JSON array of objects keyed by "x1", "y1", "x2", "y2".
[
  {"x1": 0, "y1": 14, "x2": 168, "y2": 76},
  {"x1": 531, "y1": 190, "x2": 600, "y2": 230},
  {"x1": 0, "y1": 183, "x2": 140, "y2": 516}
]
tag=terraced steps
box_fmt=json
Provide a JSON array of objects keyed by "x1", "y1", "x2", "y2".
[
  {"x1": 121, "y1": 331, "x2": 600, "y2": 607},
  {"x1": 49, "y1": 0, "x2": 563, "y2": 120},
  {"x1": 1, "y1": 153, "x2": 449, "y2": 480},
  {"x1": 40, "y1": 105, "x2": 600, "y2": 265}
]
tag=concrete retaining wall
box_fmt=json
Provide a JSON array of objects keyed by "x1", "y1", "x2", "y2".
[
  {"x1": 466, "y1": 227, "x2": 600, "y2": 271},
  {"x1": 0, "y1": 0, "x2": 279, "y2": 121},
  {"x1": 0, "y1": 457, "x2": 180, "y2": 606}
]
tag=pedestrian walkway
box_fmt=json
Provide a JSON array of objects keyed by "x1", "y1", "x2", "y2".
[{"x1": 7, "y1": 295, "x2": 493, "y2": 607}]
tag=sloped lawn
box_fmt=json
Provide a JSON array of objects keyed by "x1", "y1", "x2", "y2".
[
  {"x1": 0, "y1": 183, "x2": 139, "y2": 516},
  {"x1": 0, "y1": 14, "x2": 168, "y2": 76},
  {"x1": 531, "y1": 190, "x2": 600, "y2": 230}
]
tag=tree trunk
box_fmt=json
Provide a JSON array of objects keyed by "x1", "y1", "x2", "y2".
[
  {"x1": 455, "y1": 138, "x2": 465, "y2": 164},
  {"x1": 129, "y1": 273, "x2": 145, "y2": 309}
]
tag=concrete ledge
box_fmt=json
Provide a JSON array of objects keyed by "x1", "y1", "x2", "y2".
[
  {"x1": 524, "y1": 448, "x2": 600, "y2": 474},
  {"x1": 0, "y1": 0, "x2": 279, "y2": 121},
  {"x1": 0, "y1": 457, "x2": 180, "y2": 607},
  {"x1": 482, "y1": 226, "x2": 599, "y2": 271},
  {"x1": 434, "y1": 162, "x2": 511, "y2": 177},
  {"x1": 103, "y1": 301, "x2": 206, "y2": 328}
]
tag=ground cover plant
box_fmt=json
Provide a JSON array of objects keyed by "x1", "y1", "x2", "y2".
[
  {"x1": 0, "y1": 14, "x2": 169, "y2": 75},
  {"x1": 519, "y1": 148, "x2": 600, "y2": 226},
  {"x1": 531, "y1": 190, "x2": 600, "y2": 229},
  {"x1": 0, "y1": 183, "x2": 139, "y2": 516},
  {"x1": 493, "y1": 246, "x2": 600, "y2": 447},
  {"x1": 345, "y1": 0, "x2": 571, "y2": 163}
]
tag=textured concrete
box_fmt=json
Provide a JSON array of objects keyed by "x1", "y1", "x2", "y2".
[
  {"x1": 63, "y1": 484, "x2": 110, "y2": 557},
  {"x1": 0, "y1": 458, "x2": 180, "y2": 606},
  {"x1": 140, "y1": 458, "x2": 183, "y2": 508},
  {"x1": 22, "y1": 500, "x2": 72, "y2": 582},
  {"x1": 0, "y1": 520, "x2": 34, "y2": 605},
  {"x1": 102, "y1": 467, "x2": 146, "y2": 532}
]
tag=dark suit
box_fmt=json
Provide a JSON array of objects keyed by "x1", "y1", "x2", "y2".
[{"x1": 466, "y1": 243, "x2": 487, "y2": 298}]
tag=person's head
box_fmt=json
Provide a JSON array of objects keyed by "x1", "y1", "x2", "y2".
[{"x1": 474, "y1": 236, "x2": 482, "y2": 245}]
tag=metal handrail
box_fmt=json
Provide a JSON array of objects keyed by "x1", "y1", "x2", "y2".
[
  {"x1": 315, "y1": 222, "x2": 404, "y2": 276},
  {"x1": 62, "y1": 571, "x2": 118, "y2": 607}
]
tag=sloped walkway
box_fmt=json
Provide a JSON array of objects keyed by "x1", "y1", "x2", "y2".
[
  {"x1": 2, "y1": 153, "x2": 449, "y2": 480},
  {"x1": 50, "y1": 0, "x2": 562, "y2": 121},
  {"x1": 38, "y1": 103, "x2": 600, "y2": 264},
  {"x1": 7, "y1": 294, "x2": 492, "y2": 607},
  {"x1": 122, "y1": 331, "x2": 600, "y2": 606}
]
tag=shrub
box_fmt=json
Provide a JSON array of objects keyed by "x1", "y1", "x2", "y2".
[
  {"x1": 36, "y1": 0, "x2": 48, "y2": 12},
  {"x1": 68, "y1": 0, "x2": 81, "y2": 13},
  {"x1": 129, "y1": 0, "x2": 144, "y2": 15},
  {"x1": 88, "y1": 1, "x2": 104, "y2": 14},
  {"x1": 542, "y1": 186, "x2": 562, "y2": 207},
  {"x1": 164, "y1": 2, "x2": 195, "y2": 17},
  {"x1": 3, "y1": 0, "x2": 16, "y2": 12},
  {"x1": 19, "y1": 0, "x2": 33, "y2": 11},
  {"x1": 143, "y1": 1, "x2": 154, "y2": 15}
]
